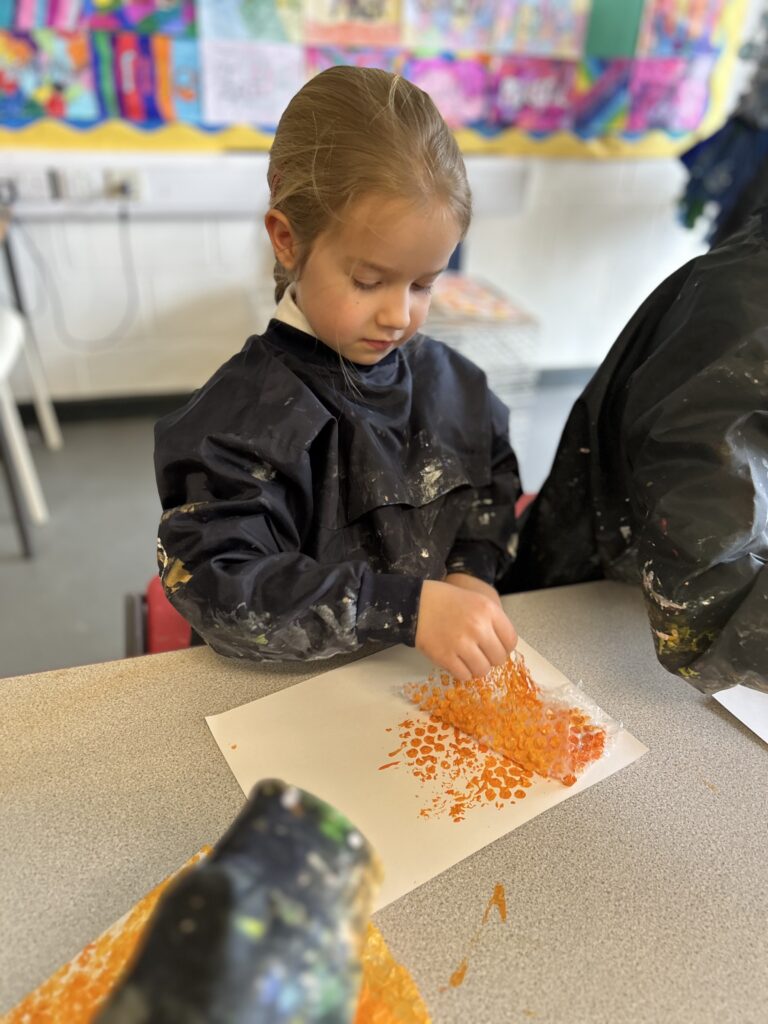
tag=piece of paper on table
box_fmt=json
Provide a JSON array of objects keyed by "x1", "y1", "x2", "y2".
[
  {"x1": 713, "y1": 685, "x2": 768, "y2": 746},
  {"x1": 206, "y1": 635, "x2": 647, "y2": 911}
]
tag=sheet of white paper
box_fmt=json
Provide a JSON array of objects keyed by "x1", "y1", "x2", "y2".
[
  {"x1": 713, "y1": 685, "x2": 768, "y2": 745},
  {"x1": 200, "y1": 40, "x2": 304, "y2": 126},
  {"x1": 206, "y1": 636, "x2": 647, "y2": 911}
]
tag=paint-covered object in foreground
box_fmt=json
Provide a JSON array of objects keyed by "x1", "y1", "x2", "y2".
[
  {"x1": 95, "y1": 779, "x2": 382, "y2": 1024},
  {"x1": 154, "y1": 318, "x2": 520, "y2": 662},
  {"x1": 503, "y1": 207, "x2": 768, "y2": 695},
  {"x1": 4, "y1": 855, "x2": 429, "y2": 1024}
]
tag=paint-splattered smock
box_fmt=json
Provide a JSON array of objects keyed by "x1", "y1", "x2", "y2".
[
  {"x1": 155, "y1": 295, "x2": 519, "y2": 662},
  {"x1": 503, "y1": 209, "x2": 768, "y2": 695}
]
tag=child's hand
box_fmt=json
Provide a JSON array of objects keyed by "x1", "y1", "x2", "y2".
[
  {"x1": 444, "y1": 572, "x2": 502, "y2": 606},
  {"x1": 415, "y1": 579, "x2": 517, "y2": 683}
]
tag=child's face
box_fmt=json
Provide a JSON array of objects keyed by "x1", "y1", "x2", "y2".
[{"x1": 294, "y1": 195, "x2": 461, "y2": 365}]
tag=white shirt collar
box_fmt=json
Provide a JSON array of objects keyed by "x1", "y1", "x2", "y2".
[{"x1": 273, "y1": 288, "x2": 316, "y2": 338}]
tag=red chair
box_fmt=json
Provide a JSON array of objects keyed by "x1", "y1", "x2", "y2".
[
  {"x1": 515, "y1": 492, "x2": 536, "y2": 518},
  {"x1": 125, "y1": 576, "x2": 191, "y2": 656}
]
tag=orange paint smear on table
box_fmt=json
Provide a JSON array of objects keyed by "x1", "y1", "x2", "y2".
[
  {"x1": 449, "y1": 960, "x2": 468, "y2": 987},
  {"x1": 443, "y1": 883, "x2": 508, "y2": 991},
  {"x1": 4, "y1": 858, "x2": 430, "y2": 1024}
]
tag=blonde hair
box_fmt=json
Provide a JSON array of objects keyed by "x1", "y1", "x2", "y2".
[{"x1": 267, "y1": 66, "x2": 472, "y2": 301}]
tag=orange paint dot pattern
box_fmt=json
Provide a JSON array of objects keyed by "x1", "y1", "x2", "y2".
[
  {"x1": 392, "y1": 715, "x2": 531, "y2": 822},
  {"x1": 390, "y1": 653, "x2": 607, "y2": 823},
  {"x1": 405, "y1": 652, "x2": 606, "y2": 789}
]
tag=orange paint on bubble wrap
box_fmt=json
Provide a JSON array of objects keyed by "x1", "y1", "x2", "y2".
[
  {"x1": 1, "y1": 848, "x2": 212, "y2": 1024},
  {"x1": 388, "y1": 652, "x2": 608, "y2": 823},
  {"x1": 354, "y1": 923, "x2": 431, "y2": 1023},
  {"x1": 405, "y1": 652, "x2": 607, "y2": 788}
]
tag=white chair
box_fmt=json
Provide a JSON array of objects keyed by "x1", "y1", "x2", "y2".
[{"x1": 0, "y1": 305, "x2": 62, "y2": 534}]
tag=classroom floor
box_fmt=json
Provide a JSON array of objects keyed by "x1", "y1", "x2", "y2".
[{"x1": 0, "y1": 371, "x2": 591, "y2": 679}]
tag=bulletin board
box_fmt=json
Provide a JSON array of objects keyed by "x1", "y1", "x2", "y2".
[{"x1": 0, "y1": 1, "x2": 749, "y2": 157}]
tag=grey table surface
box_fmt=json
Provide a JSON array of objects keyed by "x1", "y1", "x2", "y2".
[{"x1": 1, "y1": 581, "x2": 766, "y2": 1024}]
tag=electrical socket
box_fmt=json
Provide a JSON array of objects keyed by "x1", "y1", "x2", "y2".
[
  {"x1": 103, "y1": 169, "x2": 142, "y2": 200},
  {"x1": 12, "y1": 168, "x2": 53, "y2": 202},
  {"x1": 60, "y1": 168, "x2": 104, "y2": 201}
]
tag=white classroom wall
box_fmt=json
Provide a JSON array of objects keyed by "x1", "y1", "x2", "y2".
[
  {"x1": 1, "y1": 150, "x2": 710, "y2": 398},
  {"x1": 465, "y1": 156, "x2": 709, "y2": 370}
]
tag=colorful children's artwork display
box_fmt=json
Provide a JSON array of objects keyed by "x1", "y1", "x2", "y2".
[
  {"x1": 571, "y1": 57, "x2": 632, "y2": 137},
  {"x1": 638, "y1": 0, "x2": 726, "y2": 57},
  {"x1": 0, "y1": 0, "x2": 747, "y2": 154},
  {"x1": 89, "y1": 29, "x2": 200, "y2": 121},
  {"x1": 153, "y1": 34, "x2": 199, "y2": 121},
  {"x1": 495, "y1": 0, "x2": 590, "y2": 58},
  {"x1": 306, "y1": 44, "x2": 402, "y2": 75},
  {"x1": 197, "y1": 0, "x2": 302, "y2": 44},
  {"x1": 627, "y1": 51, "x2": 718, "y2": 134},
  {"x1": 10, "y1": 0, "x2": 84, "y2": 30},
  {"x1": 305, "y1": 0, "x2": 402, "y2": 47},
  {"x1": 0, "y1": 28, "x2": 99, "y2": 122},
  {"x1": 404, "y1": 0, "x2": 495, "y2": 52},
  {"x1": 492, "y1": 55, "x2": 576, "y2": 132},
  {"x1": 404, "y1": 53, "x2": 490, "y2": 128},
  {"x1": 200, "y1": 39, "x2": 304, "y2": 127},
  {"x1": 83, "y1": 0, "x2": 196, "y2": 36}
]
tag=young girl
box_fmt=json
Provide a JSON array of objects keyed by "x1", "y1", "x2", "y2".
[{"x1": 154, "y1": 66, "x2": 521, "y2": 682}]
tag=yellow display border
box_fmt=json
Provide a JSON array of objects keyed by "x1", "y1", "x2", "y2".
[{"x1": 0, "y1": 0, "x2": 748, "y2": 158}]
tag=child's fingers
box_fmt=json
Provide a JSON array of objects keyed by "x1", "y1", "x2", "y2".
[
  {"x1": 492, "y1": 611, "x2": 518, "y2": 656},
  {"x1": 458, "y1": 643, "x2": 493, "y2": 681},
  {"x1": 479, "y1": 631, "x2": 511, "y2": 671},
  {"x1": 447, "y1": 654, "x2": 473, "y2": 683}
]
